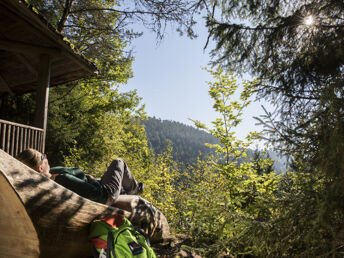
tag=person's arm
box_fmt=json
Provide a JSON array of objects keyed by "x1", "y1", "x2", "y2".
[
  {"x1": 51, "y1": 167, "x2": 87, "y2": 181},
  {"x1": 55, "y1": 173, "x2": 107, "y2": 204}
]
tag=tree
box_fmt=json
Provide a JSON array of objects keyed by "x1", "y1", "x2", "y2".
[
  {"x1": 206, "y1": 0, "x2": 344, "y2": 101},
  {"x1": 205, "y1": 0, "x2": 344, "y2": 156},
  {"x1": 46, "y1": 83, "x2": 150, "y2": 173},
  {"x1": 204, "y1": 1, "x2": 344, "y2": 199},
  {"x1": 181, "y1": 67, "x2": 279, "y2": 256},
  {"x1": 201, "y1": 2, "x2": 344, "y2": 255},
  {"x1": 30, "y1": 0, "x2": 205, "y2": 45},
  {"x1": 251, "y1": 148, "x2": 274, "y2": 176},
  {"x1": 192, "y1": 67, "x2": 259, "y2": 165}
]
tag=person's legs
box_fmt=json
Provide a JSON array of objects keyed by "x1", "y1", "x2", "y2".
[
  {"x1": 100, "y1": 159, "x2": 142, "y2": 203},
  {"x1": 111, "y1": 195, "x2": 140, "y2": 212}
]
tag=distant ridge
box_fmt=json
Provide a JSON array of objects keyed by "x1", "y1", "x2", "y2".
[
  {"x1": 141, "y1": 117, "x2": 218, "y2": 164},
  {"x1": 142, "y1": 117, "x2": 288, "y2": 172}
]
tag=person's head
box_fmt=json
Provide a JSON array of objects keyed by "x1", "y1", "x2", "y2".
[{"x1": 16, "y1": 148, "x2": 51, "y2": 178}]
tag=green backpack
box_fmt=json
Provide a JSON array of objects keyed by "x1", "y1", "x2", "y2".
[{"x1": 89, "y1": 214, "x2": 157, "y2": 258}]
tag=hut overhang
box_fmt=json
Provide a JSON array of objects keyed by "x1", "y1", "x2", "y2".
[
  {"x1": 0, "y1": 0, "x2": 98, "y2": 156},
  {"x1": 0, "y1": 0, "x2": 98, "y2": 95}
]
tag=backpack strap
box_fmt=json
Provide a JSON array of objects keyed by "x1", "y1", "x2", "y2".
[
  {"x1": 106, "y1": 230, "x2": 116, "y2": 258},
  {"x1": 134, "y1": 226, "x2": 151, "y2": 246}
]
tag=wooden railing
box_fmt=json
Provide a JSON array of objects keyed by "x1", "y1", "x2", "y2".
[{"x1": 0, "y1": 119, "x2": 45, "y2": 157}]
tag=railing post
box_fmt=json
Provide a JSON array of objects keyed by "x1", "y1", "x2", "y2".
[{"x1": 1, "y1": 123, "x2": 6, "y2": 151}]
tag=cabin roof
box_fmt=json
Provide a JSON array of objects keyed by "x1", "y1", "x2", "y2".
[{"x1": 0, "y1": 0, "x2": 98, "y2": 94}]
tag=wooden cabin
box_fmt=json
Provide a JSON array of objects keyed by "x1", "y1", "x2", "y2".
[{"x1": 0, "y1": 0, "x2": 97, "y2": 156}]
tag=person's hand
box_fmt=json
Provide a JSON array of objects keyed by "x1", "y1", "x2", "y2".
[{"x1": 86, "y1": 174, "x2": 96, "y2": 183}]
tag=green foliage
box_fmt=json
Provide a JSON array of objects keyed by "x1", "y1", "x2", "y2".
[
  {"x1": 166, "y1": 68, "x2": 280, "y2": 256},
  {"x1": 200, "y1": 2, "x2": 344, "y2": 255},
  {"x1": 206, "y1": 0, "x2": 344, "y2": 101},
  {"x1": 251, "y1": 170, "x2": 344, "y2": 257},
  {"x1": 205, "y1": 0, "x2": 344, "y2": 175},
  {"x1": 29, "y1": 0, "x2": 134, "y2": 83},
  {"x1": 18, "y1": 0, "x2": 153, "y2": 176},
  {"x1": 138, "y1": 142, "x2": 184, "y2": 223},
  {"x1": 46, "y1": 82, "x2": 149, "y2": 174},
  {"x1": 4, "y1": 2, "x2": 342, "y2": 256},
  {"x1": 29, "y1": 0, "x2": 202, "y2": 43},
  {"x1": 192, "y1": 67, "x2": 259, "y2": 164},
  {"x1": 0, "y1": 93, "x2": 36, "y2": 124}
]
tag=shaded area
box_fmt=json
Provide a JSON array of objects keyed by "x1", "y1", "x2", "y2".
[{"x1": 153, "y1": 234, "x2": 202, "y2": 258}]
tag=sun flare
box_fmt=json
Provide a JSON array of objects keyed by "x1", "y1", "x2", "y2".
[{"x1": 304, "y1": 16, "x2": 314, "y2": 25}]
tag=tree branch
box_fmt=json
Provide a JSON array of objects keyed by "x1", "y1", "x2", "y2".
[
  {"x1": 57, "y1": 0, "x2": 75, "y2": 33},
  {"x1": 70, "y1": 8, "x2": 175, "y2": 17}
]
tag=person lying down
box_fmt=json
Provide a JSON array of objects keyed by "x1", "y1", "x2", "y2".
[{"x1": 16, "y1": 148, "x2": 144, "y2": 207}]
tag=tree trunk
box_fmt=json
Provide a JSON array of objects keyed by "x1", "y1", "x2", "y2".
[{"x1": 0, "y1": 150, "x2": 170, "y2": 258}]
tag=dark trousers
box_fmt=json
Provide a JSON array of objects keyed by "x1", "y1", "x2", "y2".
[{"x1": 100, "y1": 159, "x2": 139, "y2": 203}]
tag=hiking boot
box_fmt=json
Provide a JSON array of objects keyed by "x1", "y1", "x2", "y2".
[{"x1": 137, "y1": 182, "x2": 144, "y2": 195}]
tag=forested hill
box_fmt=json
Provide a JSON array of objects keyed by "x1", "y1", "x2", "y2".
[
  {"x1": 142, "y1": 117, "x2": 288, "y2": 172},
  {"x1": 141, "y1": 117, "x2": 218, "y2": 164}
]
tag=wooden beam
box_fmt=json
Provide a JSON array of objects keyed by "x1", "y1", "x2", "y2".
[
  {"x1": 0, "y1": 73, "x2": 14, "y2": 95},
  {"x1": 33, "y1": 54, "x2": 51, "y2": 152},
  {"x1": 65, "y1": 51, "x2": 98, "y2": 75},
  {"x1": 15, "y1": 54, "x2": 38, "y2": 77},
  {"x1": 0, "y1": 39, "x2": 61, "y2": 57},
  {"x1": 1, "y1": 0, "x2": 97, "y2": 80}
]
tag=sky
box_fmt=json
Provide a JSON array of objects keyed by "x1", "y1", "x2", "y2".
[{"x1": 123, "y1": 20, "x2": 272, "y2": 142}]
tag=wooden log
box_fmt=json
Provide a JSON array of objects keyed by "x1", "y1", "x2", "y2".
[
  {"x1": 0, "y1": 172, "x2": 40, "y2": 257},
  {"x1": 0, "y1": 149, "x2": 170, "y2": 258}
]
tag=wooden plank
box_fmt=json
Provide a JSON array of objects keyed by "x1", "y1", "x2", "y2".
[
  {"x1": 23, "y1": 128, "x2": 27, "y2": 150},
  {"x1": 37, "y1": 131, "x2": 41, "y2": 152},
  {"x1": 31, "y1": 130, "x2": 34, "y2": 149},
  {"x1": 10, "y1": 126, "x2": 15, "y2": 156},
  {"x1": 15, "y1": 54, "x2": 38, "y2": 77},
  {"x1": 0, "y1": 39, "x2": 61, "y2": 57},
  {"x1": 35, "y1": 130, "x2": 39, "y2": 149},
  {"x1": 15, "y1": 126, "x2": 19, "y2": 157},
  {"x1": 0, "y1": 119, "x2": 44, "y2": 132},
  {"x1": 30, "y1": 129, "x2": 34, "y2": 149},
  {"x1": 19, "y1": 127, "x2": 23, "y2": 154},
  {"x1": 0, "y1": 125, "x2": 3, "y2": 151},
  {"x1": 33, "y1": 130, "x2": 36, "y2": 149},
  {"x1": 0, "y1": 124, "x2": 4, "y2": 150},
  {"x1": 42, "y1": 131, "x2": 45, "y2": 153},
  {"x1": 26, "y1": 128, "x2": 30, "y2": 150},
  {"x1": 6, "y1": 125, "x2": 11, "y2": 153}
]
